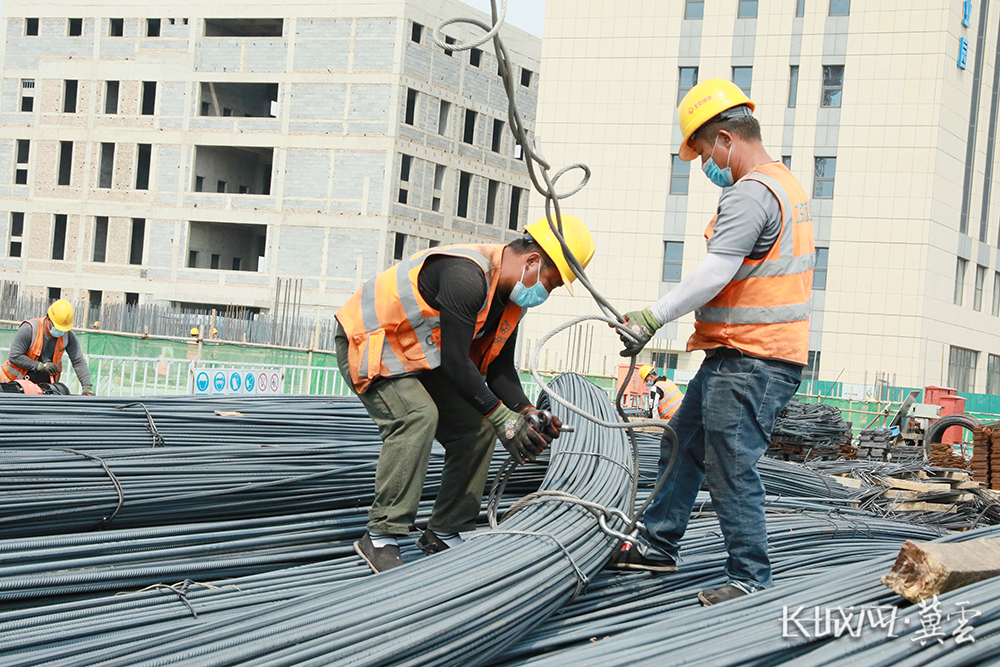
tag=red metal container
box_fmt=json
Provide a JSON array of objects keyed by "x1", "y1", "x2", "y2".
[{"x1": 938, "y1": 394, "x2": 967, "y2": 445}]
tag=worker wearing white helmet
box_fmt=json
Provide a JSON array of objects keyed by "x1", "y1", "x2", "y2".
[
  {"x1": 1, "y1": 299, "x2": 94, "y2": 395},
  {"x1": 610, "y1": 79, "x2": 815, "y2": 607}
]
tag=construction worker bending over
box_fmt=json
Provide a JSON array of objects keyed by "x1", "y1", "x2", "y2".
[
  {"x1": 639, "y1": 365, "x2": 682, "y2": 421},
  {"x1": 1, "y1": 299, "x2": 95, "y2": 395},
  {"x1": 610, "y1": 79, "x2": 814, "y2": 606},
  {"x1": 336, "y1": 216, "x2": 595, "y2": 573}
]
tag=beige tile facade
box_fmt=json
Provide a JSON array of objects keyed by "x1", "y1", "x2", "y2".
[{"x1": 521, "y1": 0, "x2": 1000, "y2": 394}]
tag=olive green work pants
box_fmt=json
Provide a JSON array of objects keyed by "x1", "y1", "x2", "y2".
[{"x1": 336, "y1": 329, "x2": 497, "y2": 536}]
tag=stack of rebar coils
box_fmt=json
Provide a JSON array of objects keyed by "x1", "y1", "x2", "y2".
[
  {"x1": 767, "y1": 400, "x2": 855, "y2": 461},
  {"x1": 2, "y1": 378, "x2": 1000, "y2": 665}
]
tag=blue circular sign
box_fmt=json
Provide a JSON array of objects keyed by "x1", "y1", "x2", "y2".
[
  {"x1": 230, "y1": 373, "x2": 242, "y2": 392},
  {"x1": 213, "y1": 372, "x2": 226, "y2": 392},
  {"x1": 245, "y1": 372, "x2": 256, "y2": 392},
  {"x1": 196, "y1": 372, "x2": 209, "y2": 392}
]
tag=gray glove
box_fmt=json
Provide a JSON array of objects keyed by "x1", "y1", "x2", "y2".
[
  {"x1": 486, "y1": 404, "x2": 547, "y2": 465},
  {"x1": 36, "y1": 361, "x2": 59, "y2": 375},
  {"x1": 82, "y1": 385, "x2": 95, "y2": 396}
]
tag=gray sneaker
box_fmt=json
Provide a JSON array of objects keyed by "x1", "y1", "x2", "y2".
[
  {"x1": 354, "y1": 532, "x2": 404, "y2": 573},
  {"x1": 416, "y1": 528, "x2": 450, "y2": 555},
  {"x1": 698, "y1": 581, "x2": 756, "y2": 606}
]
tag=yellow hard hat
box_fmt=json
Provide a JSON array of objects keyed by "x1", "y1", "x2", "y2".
[
  {"x1": 524, "y1": 215, "x2": 595, "y2": 296},
  {"x1": 190, "y1": 327, "x2": 199, "y2": 336},
  {"x1": 47, "y1": 299, "x2": 74, "y2": 332},
  {"x1": 677, "y1": 78, "x2": 755, "y2": 161},
  {"x1": 639, "y1": 365, "x2": 655, "y2": 381}
]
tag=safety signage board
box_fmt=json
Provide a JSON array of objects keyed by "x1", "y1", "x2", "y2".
[{"x1": 193, "y1": 369, "x2": 283, "y2": 396}]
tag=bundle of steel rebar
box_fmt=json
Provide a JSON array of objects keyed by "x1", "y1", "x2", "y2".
[
  {"x1": 500, "y1": 524, "x2": 1000, "y2": 667},
  {"x1": 767, "y1": 400, "x2": 854, "y2": 461},
  {"x1": 0, "y1": 372, "x2": 634, "y2": 666},
  {"x1": 0, "y1": 395, "x2": 382, "y2": 449}
]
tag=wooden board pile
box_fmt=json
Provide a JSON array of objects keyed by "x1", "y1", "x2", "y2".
[
  {"x1": 972, "y1": 422, "x2": 1000, "y2": 489},
  {"x1": 832, "y1": 469, "x2": 984, "y2": 516}
]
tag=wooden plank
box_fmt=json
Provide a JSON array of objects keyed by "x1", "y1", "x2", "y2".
[
  {"x1": 832, "y1": 476, "x2": 863, "y2": 489},
  {"x1": 953, "y1": 481, "x2": 981, "y2": 490},
  {"x1": 881, "y1": 489, "x2": 920, "y2": 500},
  {"x1": 923, "y1": 503, "x2": 958, "y2": 513},
  {"x1": 882, "y1": 538, "x2": 1000, "y2": 602},
  {"x1": 942, "y1": 471, "x2": 971, "y2": 481},
  {"x1": 878, "y1": 476, "x2": 951, "y2": 493}
]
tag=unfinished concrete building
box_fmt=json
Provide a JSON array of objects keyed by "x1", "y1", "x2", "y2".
[{"x1": 0, "y1": 1, "x2": 541, "y2": 319}]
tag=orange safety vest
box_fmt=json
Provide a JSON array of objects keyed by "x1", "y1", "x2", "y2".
[
  {"x1": 688, "y1": 162, "x2": 815, "y2": 365},
  {"x1": 0, "y1": 318, "x2": 65, "y2": 383},
  {"x1": 336, "y1": 244, "x2": 522, "y2": 394},
  {"x1": 651, "y1": 379, "x2": 683, "y2": 420}
]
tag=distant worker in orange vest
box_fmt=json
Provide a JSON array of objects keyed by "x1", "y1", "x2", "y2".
[
  {"x1": 609, "y1": 79, "x2": 814, "y2": 607},
  {"x1": 1, "y1": 299, "x2": 95, "y2": 395},
  {"x1": 336, "y1": 216, "x2": 595, "y2": 573},
  {"x1": 639, "y1": 365, "x2": 682, "y2": 421}
]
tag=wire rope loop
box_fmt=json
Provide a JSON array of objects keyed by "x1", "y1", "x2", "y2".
[
  {"x1": 432, "y1": 0, "x2": 507, "y2": 53},
  {"x1": 53, "y1": 447, "x2": 124, "y2": 529},
  {"x1": 133, "y1": 579, "x2": 200, "y2": 618},
  {"x1": 114, "y1": 402, "x2": 165, "y2": 447},
  {"x1": 466, "y1": 529, "x2": 589, "y2": 599},
  {"x1": 546, "y1": 164, "x2": 592, "y2": 201}
]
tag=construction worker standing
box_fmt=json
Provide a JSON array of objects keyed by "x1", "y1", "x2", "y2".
[
  {"x1": 1, "y1": 300, "x2": 95, "y2": 395},
  {"x1": 336, "y1": 216, "x2": 595, "y2": 573},
  {"x1": 609, "y1": 79, "x2": 814, "y2": 606},
  {"x1": 639, "y1": 365, "x2": 682, "y2": 421}
]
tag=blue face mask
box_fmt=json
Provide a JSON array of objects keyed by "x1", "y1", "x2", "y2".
[
  {"x1": 509, "y1": 262, "x2": 549, "y2": 308},
  {"x1": 702, "y1": 135, "x2": 735, "y2": 188},
  {"x1": 50, "y1": 328, "x2": 66, "y2": 338}
]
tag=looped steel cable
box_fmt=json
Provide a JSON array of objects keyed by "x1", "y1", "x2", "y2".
[
  {"x1": 114, "y1": 402, "x2": 165, "y2": 447},
  {"x1": 132, "y1": 579, "x2": 200, "y2": 618},
  {"x1": 53, "y1": 447, "x2": 125, "y2": 529}
]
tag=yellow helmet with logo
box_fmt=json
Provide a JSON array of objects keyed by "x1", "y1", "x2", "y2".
[
  {"x1": 524, "y1": 215, "x2": 595, "y2": 296},
  {"x1": 677, "y1": 78, "x2": 755, "y2": 161},
  {"x1": 47, "y1": 299, "x2": 74, "y2": 332},
  {"x1": 639, "y1": 365, "x2": 655, "y2": 381}
]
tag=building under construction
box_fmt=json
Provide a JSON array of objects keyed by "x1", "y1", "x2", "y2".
[{"x1": 0, "y1": 0, "x2": 540, "y2": 322}]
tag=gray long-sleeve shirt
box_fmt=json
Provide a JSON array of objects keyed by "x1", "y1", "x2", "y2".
[{"x1": 7, "y1": 322, "x2": 92, "y2": 386}]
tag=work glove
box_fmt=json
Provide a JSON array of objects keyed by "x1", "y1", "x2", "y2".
[
  {"x1": 36, "y1": 361, "x2": 59, "y2": 375},
  {"x1": 618, "y1": 308, "x2": 661, "y2": 357},
  {"x1": 519, "y1": 406, "x2": 563, "y2": 445},
  {"x1": 81, "y1": 385, "x2": 95, "y2": 396},
  {"x1": 487, "y1": 404, "x2": 547, "y2": 465}
]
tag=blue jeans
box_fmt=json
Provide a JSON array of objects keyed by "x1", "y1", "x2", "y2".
[{"x1": 639, "y1": 352, "x2": 801, "y2": 590}]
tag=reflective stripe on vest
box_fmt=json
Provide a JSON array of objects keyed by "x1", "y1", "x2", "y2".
[
  {"x1": 653, "y1": 380, "x2": 682, "y2": 420},
  {"x1": 689, "y1": 163, "x2": 815, "y2": 365},
  {"x1": 0, "y1": 318, "x2": 65, "y2": 382},
  {"x1": 337, "y1": 244, "x2": 520, "y2": 394}
]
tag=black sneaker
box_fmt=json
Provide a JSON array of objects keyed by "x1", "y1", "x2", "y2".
[
  {"x1": 354, "y1": 533, "x2": 404, "y2": 573},
  {"x1": 416, "y1": 528, "x2": 450, "y2": 555},
  {"x1": 605, "y1": 543, "x2": 677, "y2": 572},
  {"x1": 698, "y1": 581, "x2": 755, "y2": 606}
]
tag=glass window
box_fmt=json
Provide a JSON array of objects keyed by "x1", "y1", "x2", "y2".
[
  {"x1": 993, "y1": 272, "x2": 1000, "y2": 316},
  {"x1": 821, "y1": 65, "x2": 844, "y2": 108},
  {"x1": 685, "y1": 0, "x2": 705, "y2": 19},
  {"x1": 788, "y1": 66, "x2": 799, "y2": 108},
  {"x1": 955, "y1": 258, "x2": 968, "y2": 306},
  {"x1": 662, "y1": 241, "x2": 684, "y2": 281},
  {"x1": 948, "y1": 346, "x2": 978, "y2": 393},
  {"x1": 988, "y1": 354, "x2": 1000, "y2": 394},
  {"x1": 813, "y1": 247, "x2": 828, "y2": 290},
  {"x1": 796, "y1": 0, "x2": 806, "y2": 17},
  {"x1": 813, "y1": 157, "x2": 836, "y2": 198},
  {"x1": 829, "y1": 0, "x2": 850, "y2": 16},
  {"x1": 738, "y1": 0, "x2": 758, "y2": 18},
  {"x1": 782, "y1": 155, "x2": 792, "y2": 169},
  {"x1": 670, "y1": 155, "x2": 690, "y2": 195},
  {"x1": 804, "y1": 350, "x2": 821, "y2": 382},
  {"x1": 975, "y1": 265, "x2": 987, "y2": 311},
  {"x1": 678, "y1": 67, "x2": 698, "y2": 104},
  {"x1": 732, "y1": 67, "x2": 753, "y2": 96}
]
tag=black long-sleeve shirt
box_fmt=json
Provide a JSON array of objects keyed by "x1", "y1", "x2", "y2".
[
  {"x1": 417, "y1": 255, "x2": 532, "y2": 416},
  {"x1": 8, "y1": 323, "x2": 92, "y2": 385}
]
